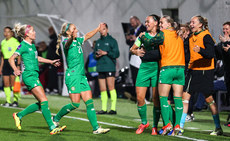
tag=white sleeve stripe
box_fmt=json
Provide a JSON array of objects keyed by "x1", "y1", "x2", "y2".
[{"x1": 15, "y1": 52, "x2": 20, "y2": 55}]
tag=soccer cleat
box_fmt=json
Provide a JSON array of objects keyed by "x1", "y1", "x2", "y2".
[
  {"x1": 136, "y1": 122, "x2": 149, "y2": 134},
  {"x1": 178, "y1": 128, "x2": 184, "y2": 136},
  {"x1": 93, "y1": 127, "x2": 110, "y2": 134},
  {"x1": 52, "y1": 116, "x2": 60, "y2": 126},
  {"x1": 50, "y1": 125, "x2": 66, "y2": 135},
  {"x1": 13, "y1": 113, "x2": 21, "y2": 130},
  {"x1": 12, "y1": 101, "x2": 19, "y2": 107},
  {"x1": 96, "y1": 110, "x2": 107, "y2": 114},
  {"x1": 185, "y1": 114, "x2": 195, "y2": 122},
  {"x1": 224, "y1": 122, "x2": 230, "y2": 127},
  {"x1": 167, "y1": 129, "x2": 174, "y2": 136},
  {"x1": 1, "y1": 102, "x2": 12, "y2": 107},
  {"x1": 108, "y1": 110, "x2": 117, "y2": 115},
  {"x1": 161, "y1": 123, "x2": 172, "y2": 136},
  {"x1": 210, "y1": 127, "x2": 223, "y2": 136},
  {"x1": 151, "y1": 127, "x2": 158, "y2": 135},
  {"x1": 60, "y1": 125, "x2": 67, "y2": 132},
  {"x1": 158, "y1": 128, "x2": 164, "y2": 135},
  {"x1": 173, "y1": 125, "x2": 181, "y2": 135}
]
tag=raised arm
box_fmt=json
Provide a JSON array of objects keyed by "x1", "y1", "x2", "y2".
[
  {"x1": 84, "y1": 23, "x2": 103, "y2": 42},
  {"x1": 9, "y1": 53, "x2": 21, "y2": 76}
]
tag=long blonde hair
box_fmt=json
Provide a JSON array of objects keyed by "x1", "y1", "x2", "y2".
[
  {"x1": 14, "y1": 23, "x2": 30, "y2": 38},
  {"x1": 56, "y1": 23, "x2": 72, "y2": 55}
]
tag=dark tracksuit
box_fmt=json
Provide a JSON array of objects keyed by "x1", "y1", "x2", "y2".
[{"x1": 94, "y1": 34, "x2": 120, "y2": 72}]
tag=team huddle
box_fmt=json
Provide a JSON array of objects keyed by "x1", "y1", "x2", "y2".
[
  {"x1": 130, "y1": 14, "x2": 223, "y2": 136},
  {"x1": 0, "y1": 13, "x2": 226, "y2": 136}
]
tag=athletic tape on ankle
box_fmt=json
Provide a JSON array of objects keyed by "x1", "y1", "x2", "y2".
[
  {"x1": 208, "y1": 100, "x2": 215, "y2": 105},
  {"x1": 182, "y1": 99, "x2": 189, "y2": 103}
]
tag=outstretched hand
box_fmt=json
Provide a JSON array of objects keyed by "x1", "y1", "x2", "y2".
[
  {"x1": 51, "y1": 59, "x2": 61, "y2": 67},
  {"x1": 14, "y1": 69, "x2": 22, "y2": 76},
  {"x1": 219, "y1": 34, "x2": 230, "y2": 43}
]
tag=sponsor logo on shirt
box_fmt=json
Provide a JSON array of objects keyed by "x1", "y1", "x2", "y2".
[
  {"x1": 105, "y1": 43, "x2": 109, "y2": 46},
  {"x1": 29, "y1": 48, "x2": 32, "y2": 51}
]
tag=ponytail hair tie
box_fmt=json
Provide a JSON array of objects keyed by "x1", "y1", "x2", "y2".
[
  {"x1": 65, "y1": 23, "x2": 70, "y2": 32},
  {"x1": 24, "y1": 25, "x2": 31, "y2": 37}
]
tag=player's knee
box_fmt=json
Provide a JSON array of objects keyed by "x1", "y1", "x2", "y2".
[
  {"x1": 137, "y1": 96, "x2": 145, "y2": 104},
  {"x1": 71, "y1": 102, "x2": 80, "y2": 109}
]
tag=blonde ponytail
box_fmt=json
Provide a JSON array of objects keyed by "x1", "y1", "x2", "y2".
[
  {"x1": 55, "y1": 23, "x2": 72, "y2": 55},
  {"x1": 14, "y1": 23, "x2": 27, "y2": 38},
  {"x1": 56, "y1": 33, "x2": 62, "y2": 55},
  {"x1": 203, "y1": 17, "x2": 209, "y2": 31}
]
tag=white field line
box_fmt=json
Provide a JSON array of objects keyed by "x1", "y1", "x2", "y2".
[{"x1": 3, "y1": 106, "x2": 207, "y2": 141}]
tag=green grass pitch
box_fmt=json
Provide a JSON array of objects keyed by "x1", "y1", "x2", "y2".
[{"x1": 0, "y1": 95, "x2": 230, "y2": 141}]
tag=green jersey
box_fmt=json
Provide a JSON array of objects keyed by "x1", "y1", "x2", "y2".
[
  {"x1": 135, "y1": 31, "x2": 164, "y2": 51},
  {"x1": 15, "y1": 40, "x2": 39, "y2": 72},
  {"x1": 63, "y1": 37, "x2": 85, "y2": 75},
  {"x1": 1, "y1": 37, "x2": 20, "y2": 59}
]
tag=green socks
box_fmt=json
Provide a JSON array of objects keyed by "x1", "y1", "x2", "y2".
[
  {"x1": 174, "y1": 96, "x2": 183, "y2": 126},
  {"x1": 152, "y1": 106, "x2": 161, "y2": 128},
  {"x1": 160, "y1": 96, "x2": 170, "y2": 126},
  {"x1": 54, "y1": 103, "x2": 80, "y2": 122},
  {"x1": 40, "y1": 101, "x2": 56, "y2": 131},
  {"x1": 85, "y1": 99, "x2": 99, "y2": 131},
  {"x1": 110, "y1": 89, "x2": 117, "y2": 111},
  {"x1": 101, "y1": 91, "x2": 108, "y2": 111},
  {"x1": 169, "y1": 104, "x2": 175, "y2": 126},
  {"x1": 4, "y1": 87, "x2": 11, "y2": 103},
  {"x1": 17, "y1": 102, "x2": 40, "y2": 119},
  {"x1": 138, "y1": 104, "x2": 147, "y2": 125}
]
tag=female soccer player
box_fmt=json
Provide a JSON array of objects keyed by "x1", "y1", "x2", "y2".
[
  {"x1": 130, "y1": 14, "x2": 163, "y2": 135},
  {"x1": 53, "y1": 22, "x2": 110, "y2": 134},
  {"x1": 181, "y1": 15, "x2": 223, "y2": 136},
  {"x1": 0, "y1": 26, "x2": 21, "y2": 107},
  {"x1": 9, "y1": 23, "x2": 65, "y2": 135},
  {"x1": 158, "y1": 15, "x2": 185, "y2": 135}
]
